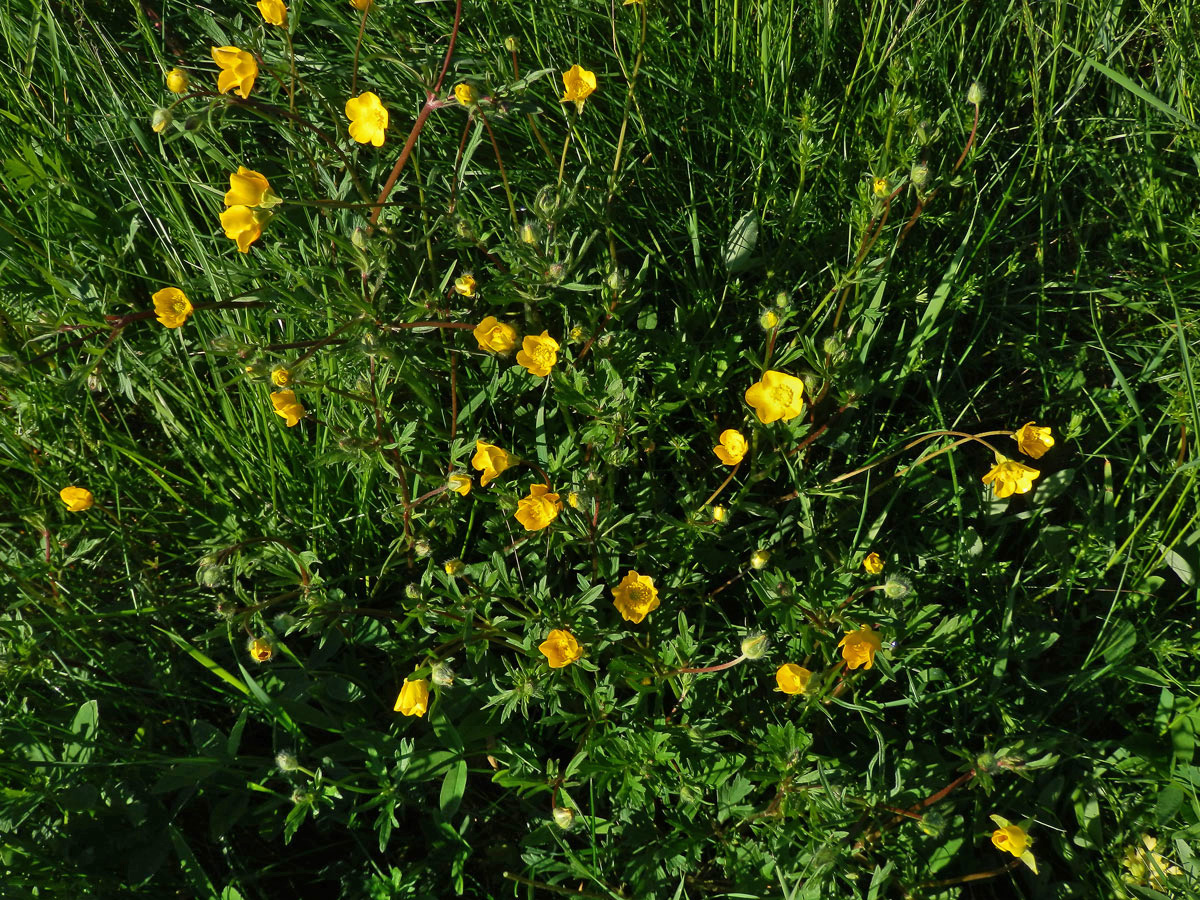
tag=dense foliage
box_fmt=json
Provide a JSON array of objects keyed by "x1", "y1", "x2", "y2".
[{"x1": 2, "y1": 0, "x2": 1198, "y2": 897}]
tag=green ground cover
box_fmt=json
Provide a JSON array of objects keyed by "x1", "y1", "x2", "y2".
[{"x1": 2, "y1": 0, "x2": 1199, "y2": 896}]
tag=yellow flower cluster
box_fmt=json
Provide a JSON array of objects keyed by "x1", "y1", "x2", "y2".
[{"x1": 982, "y1": 422, "x2": 1055, "y2": 498}]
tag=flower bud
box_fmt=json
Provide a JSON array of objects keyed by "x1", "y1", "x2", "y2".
[
  {"x1": 414, "y1": 539, "x2": 432, "y2": 557},
  {"x1": 404, "y1": 583, "x2": 422, "y2": 600},
  {"x1": 545, "y1": 262, "x2": 566, "y2": 284},
  {"x1": 872, "y1": 177, "x2": 889, "y2": 198},
  {"x1": 291, "y1": 789, "x2": 314, "y2": 806},
  {"x1": 567, "y1": 491, "x2": 581, "y2": 510},
  {"x1": 740, "y1": 632, "x2": 769, "y2": 660},
  {"x1": 774, "y1": 290, "x2": 790, "y2": 308},
  {"x1": 882, "y1": 573, "x2": 912, "y2": 599},
  {"x1": 711, "y1": 505, "x2": 728, "y2": 523},
  {"x1": 151, "y1": 108, "x2": 172, "y2": 134},
  {"x1": 534, "y1": 185, "x2": 558, "y2": 219},
  {"x1": 431, "y1": 661, "x2": 455, "y2": 687},
  {"x1": 750, "y1": 549, "x2": 771, "y2": 570},
  {"x1": 165, "y1": 68, "x2": 189, "y2": 94},
  {"x1": 275, "y1": 750, "x2": 300, "y2": 772},
  {"x1": 606, "y1": 269, "x2": 625, "y2": 292},
  {"x1": 454, "y1": 219, "x2": 476, "y2": 242},
  {"x1": 518, "y1": 222, "x2": 539, "y2": 245},
  {"x1": 552, "y1": 806, "x2": 575, "y2": 830},
  {"x1": 759, "y1": 309, "x2": 779, "y2": 331},
  {"x1": 909, "y1": 162, "x2": 930, "y2": 190},
  {"x1": 444, "y1": 558, "x2": 465, "y2": 576},
  {"x1": 967, "y1": 82, "x2": 984, "y2": 105},
  {"x1": 504, "y1": 36, "x2": 519, "y2": 52}
]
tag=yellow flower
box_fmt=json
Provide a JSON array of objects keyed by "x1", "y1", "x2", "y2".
[
  {"x1": 776, "y1": 663, "x2": 812, "y2": 695},
  {"x1": 152, "y1": 287, "x2": 193, "y2": 329},
  {"x1": 516, "y1": 331, "x2": 560, "y2": 378},
  {"x1": 211, "y1": 46, "x2": 258, "y2": 99},
  {"x1": 711, "y1": 505, "x2": 727, "y2": 522},
  {"x1": 1123, "y1": 834, "x2": 1183, "y2": 889},
  {"x1": 749, "y1": 549, "x2": 771, "y2": 570},
  {"x1": 611, "y1": 570, "x2": 659, "y2": 624},
  {"x1": 447, "y1": 474, "x2": 472, "y2": 496},
  {"x1": 271, "y1": 390, "x2": 305, "y2": 427},
  {"x1": 991, "y1": 824, "x2": 1030, "y2": 858},
  {"x1": 166, "y1": 67, "x2": 190, "y2": 94},
  {"x1": 223, "y1": 167, "x2": 277, "y2": 208},
  {"x1": 759, "y1": 309, "x2": 779, "y2": 330},
  {"x1": 444, "y1": 558, "x2": 465, "y2": 575},
  {"x1": 346, "y1": 91, "x2": 388, "y2": 146},
  {"x1": 514, "y1": 483, "x2": 562, "y2": 531},
  {"x1": 862, "y1": 552, "x2": 884, "y2": 575},
  {"x1": 220, "y1": 205, "x2": 265, "y2": 253},
  {"x1": 745, "y1": 370, "x2": 805, "y2": 423},
  {"x1": 981, "y1": 456, "x2": 1040, "y2": 498},
  {"x1": 560, "y1": 64, "x2": 597, "y2": 114},
  {"x1": 473, "y1": 316, "x2": 518, "y2": 353},
  {"x1": 248, "y1": 637, "x2": 274, "y2": 662},
  {"x1": 394, "y1": 678, "x2": 430, "y2": 717},
  {"x1": 454, "y1": 274, "x2": 477, "y2": 297},
  {"x1": 838, "y1": 626, "x2": 883, "y2": 670},
  {"x1": 714, "y1": 429, "x2": 747, "y2": 466},
  {"x1": 471, "y1": 440, "x2": 513, "y2": 486},
  {"x1": 350, "y1": 0, "x2": 372, "y2": 9},
  {"x1": 271, "y1": 367, "x2": 291, "y2": 387},
  {"x1": 538, "y1": 629, "x2": 583, "y2": 668},
  {"x1": 454, "y1": 83, "x2": 475, "y2": 105},
  {"x1": 872, "y1": 177, "x2": 889, "y2": 197},
  {"x1": 256, "y1": 0, "x2": 287, "y2": 25},
  {"x1": 59, "y1": 486, "x2": 94, "y2": 512},
  {"x1": 567, "y1": 491, "x2": 581, "y2": 509},
  {"x1": 1012, "y1": 422, "x2": 1054, "y2": 459}
]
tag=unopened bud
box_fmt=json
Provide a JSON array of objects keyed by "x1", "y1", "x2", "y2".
[
  {"x1": 740, "y1": 633, "x2": 769, "y2": 660},
  {"x1": 518, "y1": 222, "x2": 539, "y2": 245},
  {"x1": 431, "y1": 661, "x2": 455, "y2": 687},
  {"x1": 711, "y1": 505, "x2": 727, "y2": 523},
  {"x1": 552, "y1": 806, "x2": 576, "y2": 830},
  {"x1": 444, "y1": 558, "x2": 465, "y2": 576},
  {"x1": 151, "y1": 108, "x2": 172, "y2": 134},
  {"x1": 909, "y1": 162, "x2": 930, "y2": 190},
  {"x1": 165, "y1": 68, "x2": 189, "y2": 94},
  {"x1": 883, "y1": 573, "x2": 912, "y2": 599},
  {"x1": 414, "y1": 539, "x2": 432, "y2": 557},
  {"x1": 275, "y1": 750, "x2": 300, "y2": 772},
  {"x1": 750, "y1": 549, "x2": 771, "y2": 570},
  {"x1": 504, "y1": 36, "x2": 519, "y2": 52},
  {"x1": 967, "y1": 82, "x2": 984, "y2": 105},
  {"x1": 759, "y1": 309, "x2": 779, "y2": 331}
]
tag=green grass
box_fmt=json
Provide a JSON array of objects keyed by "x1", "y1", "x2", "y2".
[{"x1": 2, "y1": 0, "x2": 1199, "y2": 897}]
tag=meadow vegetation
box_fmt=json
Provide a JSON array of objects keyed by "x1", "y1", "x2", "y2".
[{"x1": 1, "y1": 0, "x2": 1199, "y2": 897}]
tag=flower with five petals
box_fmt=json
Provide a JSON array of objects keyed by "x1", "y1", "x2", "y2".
[
  {"x1": 271, "y1": 390, "x2": 305, "y2": 427},
  {"x1": 256, "y1": 0, "x2": 287, "y2": 25},
  {"x1": 714, "y1": 429, "x2": 747, "y2": 465},
  {"x1": 212, "y1": 46, "x2": 258, "y2": 99},
  {"x1": 838, "y1": 626, "x2": 883, "y2": 670},
  {"x1": 346, "y1": 92, "x2": 388, "y2": 146},
  {"x1": 514, "y1": 483, "x2": 562, "y2": 531},
  {"x1": 539, "y1": 629, "x2": 583, "y2": 668},
  {"x1": 220, "y1": 205, "x2": 267, "y2": 253},
  {"x1": 152, "y1": 287, "x2": 193, "y2": 328},
  {"x1": 471, "y1": 440, "x2": 513, "y2": 486},
  {"x1": 447, "y1": 474, "x2": 471, "y2": 496},
  {"x1": 473, "y1": 316, "x2": 518, "y2": 353},
  {"x1": 776, "y1": 663, "x2": 812, "y2": 695},
  {"x1": 745, "y1": 370, "x2": 805, "y2": 423},
  {"x1": 611, "y1": 570, "x2": 659, "y2": 624},
  {"x1": 862, "y1": 552, "x2": 884, "y2": 575},
  {"x1": 224, "y1": 167, "x2": 279, "y2": 208},
  {"x1": 560, "y1": 65, "x2": 597, "y2": 114},
  {"x1": 981, "y1": 456, "x2": 1039, "y2": 498},
  {"x1": 516, "y1": 331, "x2": 560, "y2": 378},
  {"x1": 59, "y1": 486, "x2": 94, "y2": 512},
  {"x1": 1011, "y1": 422, "x2": 1054, "y2": 459}
]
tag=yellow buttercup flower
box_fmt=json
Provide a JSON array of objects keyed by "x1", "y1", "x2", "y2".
[
  {"x1": 711, "y1": 505, "x2": 727, "y2": 522},
  {"x1": 471, "y1": 440, "x2": 513, "y2": 486},
  {"x1": 394, "y1": 678, "x2": 430, "y2": 717},
  {"x1": 862, "y1": 552, "x2": 884, "y2": 575},
  {"x1": 745, "y1": 370, "x2": 805, "y2": 423},
  {"x1": 224, "y1": 167, "x2": 278, "y2": 208},
  {"x1": 759, "y1": 309, "x2": 779, "y2": 330},
  {"x1": 152, "y1": 287, "x2": 193, "y2": 329},
  {"x1": 165, "y1": 68, "x2": 189, "y2": 94},
  {"x1": 714, "y1": 429, "x2": 747, "y2": 466},
  {"x1": 59, "y1": 486, "x2": 94, "y2": 512},
  {"x1": 211, "y1": 46, "x2": 258, "y2": 99},
  {"x1": 447, "y1": 474, "x2": 472, "y2": 496},
  {"x1": 612, "y1": 570, "x2": 659, "y2": 624},
  {"x1": 454, "y1": 274, "x2": 477, "y2": 297},
  {"x1": 248, "y1": 637, "x2": 274, "y2": 662},
  {"x1": 749, "y1": 549, "x2": 770, "y2": 570},
  {"x1": 567, "y1": 491, "x2": 581, "y2": 509},
  {"x1": 991, "y1": 824, "x2": 1029, "y2": 858},
  {"x1": 346, "y1": 92, "x2": 388, "y2": 146},
  {"x1": 454, "y1": 83, "x2": 475, "y2": 105},
  {"x1": 473, "y1": 316, "x2": 518, "y2": 353},
  {"x1": 515, "y1": 483, "x2": 562, "y2": 531},
  {"x1": 350, "y1": 0, "x2": 372, "y2": 9},
  {"x1": 1123, "y1": 834, "x2": 1183, "y2": 890},
  {"x1": 516, "y1": 331, "x2": 560, "y2": 378},
  {"x1": 560, "y1": 64, "x2": 597, "y2": 114},
  {"x1": 776, "y1": 663, "x2": 812, "y2": 695},
  {"x1": 981, "y1": 456, "x2": 1039, "y2": 498},
  {"x1": 220, "y1": 205, "x2": 265, "y2": 253},
  {"x1": 872, "y1": 177, "x2": 889, "y2": 197},
  {"x1": 271, "y1": 367, "x2": 291, "y2": 387},
  {"x1": 838, "y1": 626, "x2": 883, "y2": 670},
  {"x1": 444, "y1": 558, "x2": 465, "y2": 576},
  {"x1": 256, "y1": 0, "x2": 287, "y2": 25},
  {"x1": 539, "y1": 629, "x2": 583, "y2": 668},
  {"x1": 271, "y1": 390, "x2": 305, "y2": 427},
  {"x1": 1012, "y1": 422, "x2": 1054, "y2": 459}
]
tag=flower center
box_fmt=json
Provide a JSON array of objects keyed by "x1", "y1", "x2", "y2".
[
  {"x1": 771, "y1": 385, "x2": 794, "y2": 408},
  {"x1": 172, "y1": 301, "x2": 188, "y2": 314},
  {"x1": 628, "y1": 585, "x2": 650, "y2": 606},
  {"x1": 531, "y1": 345, "x2": 553, "y2": 366}
]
